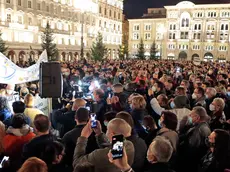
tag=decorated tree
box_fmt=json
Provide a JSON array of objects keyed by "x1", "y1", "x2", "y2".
[
  {"x1": 137, "y1": 38, "x2": 145, "y2": 60},
  {"x1": 90, "y1": 32, "x2": 107, "y2": 61},
  {"x1": 41, "y1": 22, "x2": 58, "y2": 61},
  {"x1": 0, "y1": 31, "x2": 8, "y2": 55},
  {"x1": 150, "y1": 41, "x2": 158, "y2": 60}
]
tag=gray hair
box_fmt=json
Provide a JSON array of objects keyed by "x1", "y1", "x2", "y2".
[
  {"x1": 207, "y1": 87, "x2": 217, "y2": 96},
  {"x1": 150, "y1": 136, "x2": 173, "y2": 163},
  {"x1": 213, "y1": 98, "x2": 225, "y2": 111},
  {"x1": 193, "y1": 106, "x2": 210, "y2": 121}
]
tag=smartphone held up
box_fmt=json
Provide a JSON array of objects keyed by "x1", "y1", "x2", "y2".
[
  {"x1": 111, "y1": 134, "x2": 124, "y2": 160},
  {"x1": 90, "y1": 113, "x2": 97, "y2": 128}
]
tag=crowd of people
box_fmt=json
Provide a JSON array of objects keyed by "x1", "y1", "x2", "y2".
[{"x1": 0, "y1": 59, "x2": 230, "y2": 172}]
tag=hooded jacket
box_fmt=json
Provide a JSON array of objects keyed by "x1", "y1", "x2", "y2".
[{"x1": 3, "y1": 125, "x2": 35, "y2": 158}]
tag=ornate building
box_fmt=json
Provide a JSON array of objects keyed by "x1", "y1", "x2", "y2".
[
  {"x1": 129, "y1": 1, "x2": 230, "y2": 61},
  {"x1": 0, "y1": 0, "x2": 123, "y2": 62}
]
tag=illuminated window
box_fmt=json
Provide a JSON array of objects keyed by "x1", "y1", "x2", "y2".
[
  {"x1": 104, "y1": 8, "x2": 107, "y2": 15},
  {"x1": 144, "y1": 24, "x2": 151, "y2": 31},
  {"x1": 219, "y1": 45, "x2": 227, "y2": 51},
  {"x1": 133, "y1": 33, "x2": 139, "y2": 40},
  {"x1": 145, "y1": 33, "x2": 151, "y2": 40},
  {"x1": 133, "y1": 24, "x2": 140, "y2": 31},
  {"x1": 18, "y1": 0, "x2": 21, "y2": 6},
  {"x1": 168, "y1": 32, "x2": 176, "y2": 39},
  {"x1": 57, "y1": 22, "x2": 62, "y2": 30},
  {"x1": 28, "y1": 17, "x2": 32, "y2": 25},
  {"x1": 180, "y1": 32, "x2": 189, "y2": 39},
  {"x1": 6, "y1": 0, "x2": 10, "y2": 3},
  {"x1": 64, "y1": 23, "x2": 68, "y2": 31},
  {"x1": 110, "y1": 10, "x2": 112, "y2": 17},
  {"x1": 28, "y1": 1, "x2": 32, "y2": 8},
  {"x1": 6, "y1": 14, "x2": 11, "y2": 22},
  {"x1": 37, "y1": 3, "x2": 41, "y2": 10},
  {"x1": 18, "y1": 16, "x2": 23, "y2": 24}
]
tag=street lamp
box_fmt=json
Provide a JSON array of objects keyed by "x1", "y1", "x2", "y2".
[
  {"x1": 160, "y1": 26, "x2": 166, "y2": 60},
  {"x1": 80, "y1": 12, "x2": 85, "y2": 59}
]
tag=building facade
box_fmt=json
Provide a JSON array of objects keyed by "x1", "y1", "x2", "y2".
[
  {"x1": 129, "y1": 1, "x2": 230, "y2": 61},
  {"x1": 0, "y1": 0, "x2": 123, "y2": 63}
]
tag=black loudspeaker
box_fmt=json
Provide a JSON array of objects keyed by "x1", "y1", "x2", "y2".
[{"x1": 39, "y1": 62, "x2": 63, "y2": 98}]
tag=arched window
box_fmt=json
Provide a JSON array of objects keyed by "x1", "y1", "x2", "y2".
[{"x1": 180, "y1": 12, "x2": 190, "y2": 28}]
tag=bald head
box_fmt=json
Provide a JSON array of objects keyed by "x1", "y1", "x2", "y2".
[
  {"x1": 106, "y1": 118, "x2": 131, "y2": 142},
  {"x1": 72, "y1": 98, "x2": 86, "y2": 111}
]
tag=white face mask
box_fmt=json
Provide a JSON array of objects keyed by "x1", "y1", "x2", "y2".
[
  {"x1": 152, "y1": 86, "x2": 157, "y2": 92},
  {"x1": 209, "y1": 104, "x2": 215, "y2": 111},
  {"x1": 192, "y1": 93, "x2": 197, "y2": 100},
  {"x1": 6, "y1": 89, "x2": 13, "y2": 95}
]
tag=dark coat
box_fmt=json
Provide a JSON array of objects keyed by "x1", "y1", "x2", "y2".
[
  {"x1": 178, "y1": 122, "x2": 211, "y2": 172},
  {"x1": 131, "y1": 109, "x2": 148, "y2": 139},
  {"x1": 144, "y1": 162, "x2": 175, "y2": 172},
  {"x1": 22, "y1": 134, "x2": 57, "y2": 161},
  {"x1": 62, "y1": 125, "x2": 98, "y2": 167},
  {"x1": 3, "y1": 114, "x2": 31, "y2": 128},
  {"x1": 126, "y1": 134, "x2": 147, "y2": 172},
  {"x1": 53, "y1": 109, "x2": 76, "y2": 137}
]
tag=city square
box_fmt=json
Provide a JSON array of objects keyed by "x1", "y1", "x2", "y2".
[{"x1": 0, "y1": 0, "x2": 230, "y2": 172}]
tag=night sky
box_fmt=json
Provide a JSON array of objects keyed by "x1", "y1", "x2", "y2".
[{"x1": 124, "y1": 0, "x2": 230, "y2": 18}]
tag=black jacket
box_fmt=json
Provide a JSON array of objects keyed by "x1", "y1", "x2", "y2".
[
  {"x1": 126, "y1": 134, "x2": 147, "y2": 172},
  {"x1": 22, "y1": 134, "x2": 57, "y2": 161},
  {"x1": 131, "y1": 109, "x2": 148, "y2": 139},
  {"x1": 53, "y1": 109, "x2": 76, "y2": 137},
  {"x1": 62, "y1": 125, "x2": 98, "y2": 167},
  {"x1": 144, "y1": 162, "x2": 175, "y2": 172}
]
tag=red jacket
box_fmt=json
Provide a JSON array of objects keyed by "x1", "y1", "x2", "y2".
[{"x1": 3, "y1": 128, "x2": 35, "y2": 158}]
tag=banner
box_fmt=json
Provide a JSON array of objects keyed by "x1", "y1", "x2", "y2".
[
  {"x1": 34, "y1": 95, "x2": 49, "y2": 116},
  {"x1": 0, "y1": 50, "x2": 48, "y2": 84}
]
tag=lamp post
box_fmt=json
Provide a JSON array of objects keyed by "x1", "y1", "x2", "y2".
[
  {"x1": 160, "y1": 26, "x2": 166, "y2": 60},
  {"x1": 80, "y1": 12, "x2": 84, "y2": 59}
]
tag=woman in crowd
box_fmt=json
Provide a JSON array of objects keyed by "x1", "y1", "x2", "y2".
[
  {"x1": 3, "y1": 114, "x2": 35, "y2": 170},
  {"x1": 18, "y1": 157, "x2": 48, "y2": 172},
  {"x1": 24, "y1": 93, "x2": 44, "y2": 123},
  {"x1": 130, "y1": 95, "x2": 148, "y2": 139},
  {"x1": 199, "y1": 129, "x2": 230, "y2": 172},
  {"x1": 209, "y1": 98, "x2": 226, "y2": 131}
]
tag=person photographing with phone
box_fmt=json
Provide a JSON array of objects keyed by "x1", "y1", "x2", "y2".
[{"x1": 73, "y1": 118, "x2": 134, "y2": 172}]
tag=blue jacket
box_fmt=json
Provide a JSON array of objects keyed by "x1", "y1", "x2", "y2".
[{"x1": 0, "y1": 108, "x2": 12, "y2": 122}]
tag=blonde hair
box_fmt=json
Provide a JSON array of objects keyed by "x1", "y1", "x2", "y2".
[
  {"x1": 215, "y1": 86, "x2": 226, "y2": 95},
  {"x1": 0, "y1": 89, "x2": 6, "y2": 96},
  {"x1": 18, "y1": 157, "x2": 48, "y2": 172},
  {"x1": 20, "y1": 87, "x2": 29, "y2": 97},
  {"x1": 24, "y1": 94, "x2": 34, "y2": 107},
  {"x1": 131, "y1": 95, "x2": 146, "y2": 109},
  {"x1": 213, "y1": 98, "x2": 225, "y2": 111}
]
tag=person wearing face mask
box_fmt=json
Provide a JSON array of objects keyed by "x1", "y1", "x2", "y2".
[
  {"x1": 199, "y1": 129, "x2": 230, "y2": 172},
  {"x1": 192, "y1": 87, "x2": 206, "y2": 108},
  {"x1": 178, "y1": 106, "x2": 211, "y2": 172},
  {"x1": 205, "y1": 87, "x2": 217, "y2": 116},
  {"x1": 209, "y1": 98, "x2": 226, "y2": 131},
  {"x1": 151, "y1": 81, "x2": 166, "y2": 98}
]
